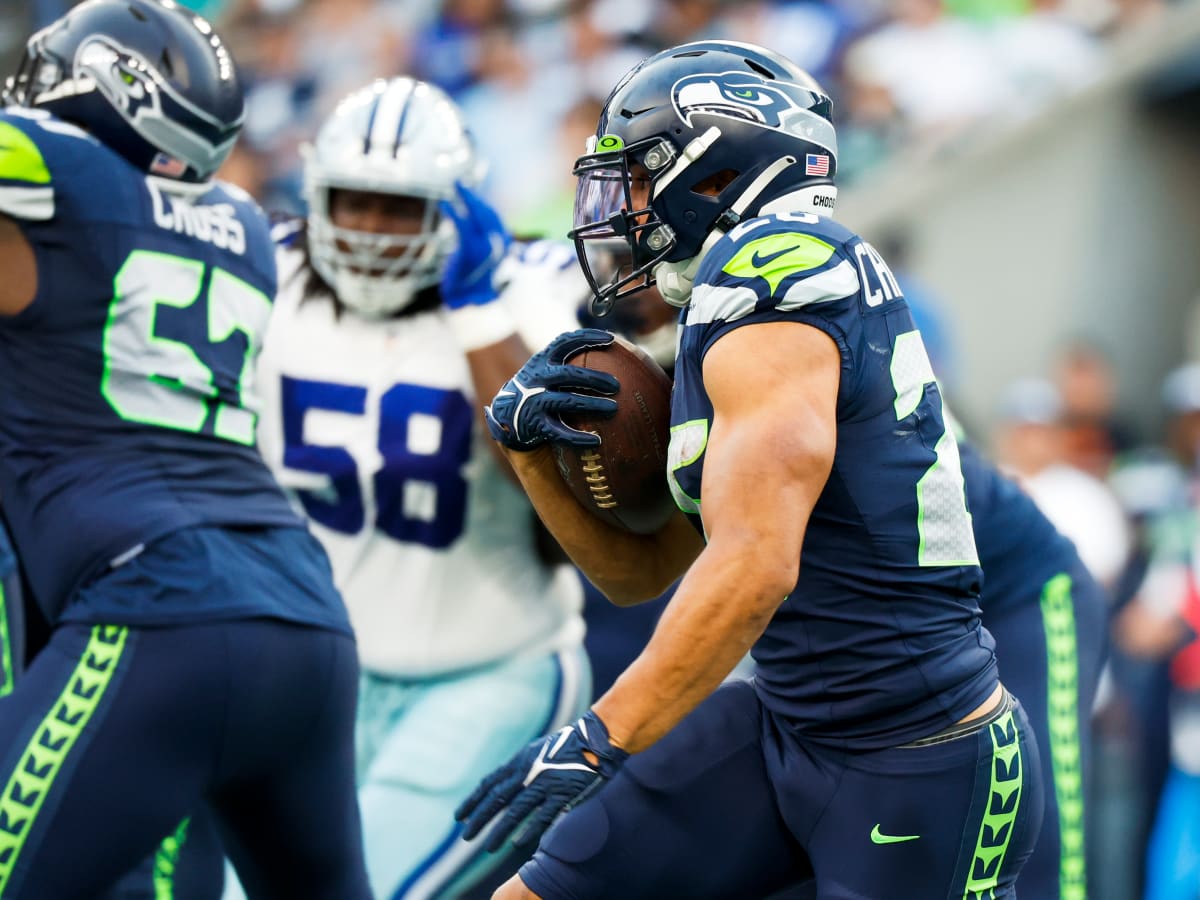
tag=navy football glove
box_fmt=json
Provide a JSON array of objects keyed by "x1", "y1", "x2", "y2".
[
  {"x1": 455, "y1": 710, "x2": 629, "y2": 852},
  {"x1": 484, "y1": 329, "x2": 619, "y2": 451},
  {"x1": 439, "y1": 182, "x2": 510, "y2": 309}
]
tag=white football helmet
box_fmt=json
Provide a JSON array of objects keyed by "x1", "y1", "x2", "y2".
[{"x1": 303, "y1": 77, "x2": 486, "y2": 316}]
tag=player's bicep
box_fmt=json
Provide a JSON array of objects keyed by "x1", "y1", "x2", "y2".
[
  {"x1": 0, "y1": 214, "x2": 37, "y2": 316},
  {"x1": 699, "y1": 320, "x2": 839, "y2": 597}
]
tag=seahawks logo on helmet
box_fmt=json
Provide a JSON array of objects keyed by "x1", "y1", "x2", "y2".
[
  {"x1": 76, "y1": 38, "x2": 162, "y2": 122},
  {"x1": 671, "y1": 71, "x2": 826, "y2": 140},
  {"x1": 71, "y1": 36, "x2": 239, "y2": 179}
]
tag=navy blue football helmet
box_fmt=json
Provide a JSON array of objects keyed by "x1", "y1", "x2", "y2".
[
  {"x1": 4, "y1": 0, "x2": 244, "y2": 184},
  {"x1": 570, "y1": 41, "x2": 838, "y2": 314}
]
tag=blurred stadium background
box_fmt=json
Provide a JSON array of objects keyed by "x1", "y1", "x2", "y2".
[{"x1": 8, "y1": 0, "x2": 1200, "y2": 897}]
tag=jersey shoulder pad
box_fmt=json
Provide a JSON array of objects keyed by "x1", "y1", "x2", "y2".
[
  {"x1": 0, "y1": 107, "x2": 131, "y2": 223},
  {"x1": 690, "y1": 213, "x2": 860, "y2": 325},
  {"x1": 0, "y1": 109, "x2": 82, "y2": 220}
]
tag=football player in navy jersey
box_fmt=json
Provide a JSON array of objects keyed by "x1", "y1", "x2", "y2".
[
  {"x1": 458, "y1": 41, "x2": 1045, "y2": 898},
  {"x1": 0, "y1": 1, "x2": 370, "y2": 897},
  {"x1": 586, "y1": 266, "x2": 1107, "y2": 900},
  {"x1": 582, "y1": 275, "x2": 1106, "y2": 900}
]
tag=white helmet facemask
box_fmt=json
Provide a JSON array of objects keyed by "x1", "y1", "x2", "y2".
[
  {"x1": 307, "y1": 197, "x2": 455, "y2": 317},
  {"x1": 302, "y1": 76, "x2": 485, "y2": 317}
]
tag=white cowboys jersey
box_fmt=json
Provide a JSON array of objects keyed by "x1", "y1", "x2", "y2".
[{"x1": 256, "y1": 237, "x2": 588, "y2": 675}]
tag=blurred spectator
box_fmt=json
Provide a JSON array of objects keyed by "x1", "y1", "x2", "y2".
[
  {"x1": 456, "y1": 23, "x2": 567, "y2": 224},
  {"x1": 1113, "y1": 367, "x2": 1200, "y2": 899},
  {"x1": 943, "y1": 0, "x2": 1031, "y2": 20},
  {"x1": 650, "y1": 0, "x2": 723, "y2": 44},
  {"x1": 993, "y1": 377, "x2": 1131, "y2": 587},
  {"x1": 293, "y1": 0, "x2": 413, "y2": 116},
  {"x1": 988, "y1": 0, "x2": 1104, "y2": 110},
  {"x1": 219, "y1": 6, "x2": 318, "y2": 211},
  {"x1": 713, "y1": 1, "x2": 855, "y2": 84},
  {"x1": 841, "y1": 0, "x2": 1022, "y2": 155},
  {"x1": 1163, "y1": 362, "x2": 1200, "y2": 473},
  {"x1": 1093, "y1": 447, "x2": 1189, "y2": 900},
  {"x1": 189, "y1": 0, "x2": 1164, "y2": 222},
  {"x1": 1053, "y1": 338, "x2": 1138, "y2": 478},
  {"x1": 410, "y1": 0, "x2": 506, "y2": 95},
  {"x1": 509, "y1": 94, "x2": 607, "y2": 238}
]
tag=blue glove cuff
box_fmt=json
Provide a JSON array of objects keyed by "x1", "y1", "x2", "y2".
[{"x1": 576, "y1": 710, "x2": 629, "y2": 778}]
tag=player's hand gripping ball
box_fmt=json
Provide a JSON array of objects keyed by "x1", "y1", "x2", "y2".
[
  {"x1": 556, "y1": 335, "x2": 674, "y2": 534},
  {"x1": 485, "y1": 329, "x2": 621, "y2": 449},
  {"x1": 485, "y1": 329, "x2": 674, "y2": 534}
]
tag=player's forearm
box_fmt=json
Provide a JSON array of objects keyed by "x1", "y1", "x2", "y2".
[
  {"x1": 464, "y1": 334, "x2": 532, "y2": 478},
  {"x1": 505, "y1": 446, "x2": 702, "y2": 604},
  {"x1": 592, "y1": 533, "x2": 793, "y2": 753}
]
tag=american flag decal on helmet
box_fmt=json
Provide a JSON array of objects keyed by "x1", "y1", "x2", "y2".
[
  {"x1": 805, "y1": 153, "x2": 830, "y2": 176},
  {"x1": 150, "y1": 153, "x2": 188, "y2": 178}
]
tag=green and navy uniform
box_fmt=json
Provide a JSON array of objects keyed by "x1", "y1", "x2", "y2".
[
  {"x1": 958, "y1": 441, "x2": 1107, "y2": 900},
  {"x1": 522, "y1": 212, "x2": 1044, "y2": 899},
  {"x1": 0, "y1": 108, "x2": 368, "y2": 898}
]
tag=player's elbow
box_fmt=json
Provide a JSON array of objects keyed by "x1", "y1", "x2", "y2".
[
  {"x1": 595, "y1": 568, "x2": 678, "y2": 608},
  {"x1": 709, "y1": 529, "x2": 800, "y2": 617}
]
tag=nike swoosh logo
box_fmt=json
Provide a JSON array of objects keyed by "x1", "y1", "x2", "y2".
[
  {"x1": 751, "y1": 245, "x2": 801, "y2": 268},
  {"x1": 870, "y1": 824, "x2": 920, "y2": 844}
]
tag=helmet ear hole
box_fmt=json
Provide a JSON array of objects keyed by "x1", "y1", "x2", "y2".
[{"x1": 690, "y1": 169, "x2": 739, "y2": 197}]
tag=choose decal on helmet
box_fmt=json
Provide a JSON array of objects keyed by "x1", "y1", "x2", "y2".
[
  {"x1": 303, "y1": 77, "x2": 486, "y2": 318},
  {"x1": 569, "y1": 41, "x2": 839, "y2": 314},
  {"x1": 4, "y1": 0, "x2": 244, "y2": 184}
]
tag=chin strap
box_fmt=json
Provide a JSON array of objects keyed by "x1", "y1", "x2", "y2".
[{"x1": 654, "y1": 231, "x2": 721, "y2": 307}]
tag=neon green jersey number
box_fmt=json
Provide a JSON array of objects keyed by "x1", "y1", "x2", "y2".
[
  {"x1": 891, "y1": 331, "x2": 978, "y2": 567},
  {"x1": 102, "y1": 250, "x2": 271, "y2": 444}
]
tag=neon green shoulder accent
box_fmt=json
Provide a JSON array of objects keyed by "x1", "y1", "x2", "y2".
[
  {"x1": 722, "y1": 232, "x2": 836, "y2": 295},
  {"x1": 0, "y1": 121, "x2": 51, "y2": 185}
]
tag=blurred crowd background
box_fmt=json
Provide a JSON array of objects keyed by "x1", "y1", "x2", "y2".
[
  {"x1": 8, "y1": 0, "x2": 1200, "y2": 897},
  {"x1": 5, "y1": 0, "x2": 1172, "y2": 229}
]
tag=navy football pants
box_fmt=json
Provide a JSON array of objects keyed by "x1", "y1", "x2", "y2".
[
  {"x1": 989, "y1": 565, "x2": 1108, "y2": 900},
  {"x1": 776, "y1": 564, "x2": 1108, "y2": 900},
  {"x1": 522, "y1": 678, "x2": 1043, "y2": 899},
  {"x1": 0, "y1": 619, "x2": 370, "y2": 899}
]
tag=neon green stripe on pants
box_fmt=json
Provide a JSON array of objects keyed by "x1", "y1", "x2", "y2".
[
  {"x1": 1040, "y1": 573, "x2": 1087, "y2": 900},
  {"x1": 154, "y1": 818, "x2": 191, "y2": 899},
  {"x1": 963, "y1": 707, "x2": 1025, "y2": 900},
  {"x1": 0, "y1": 580, "x2": 12, "y2": 698},
  {"x1": 0, "y1": 625, "x2": 129, "y2": 894}
]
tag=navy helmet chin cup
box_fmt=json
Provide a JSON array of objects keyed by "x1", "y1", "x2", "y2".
[{"x1": 570, "y1": 41, "x2": 838, "y2": 315}]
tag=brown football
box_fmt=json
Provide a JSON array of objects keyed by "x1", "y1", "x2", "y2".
[{"x1": 553, "y1": 335, "x2": 675, "y2": 534}]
